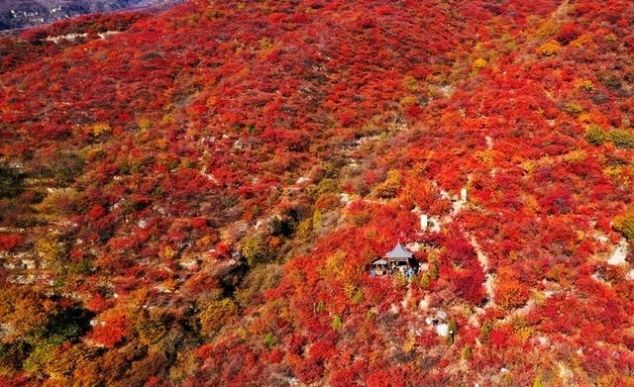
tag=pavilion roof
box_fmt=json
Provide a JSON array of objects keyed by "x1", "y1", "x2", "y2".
[{"x1": 384, "y1": 243, "x2": 413, "y2": 260}]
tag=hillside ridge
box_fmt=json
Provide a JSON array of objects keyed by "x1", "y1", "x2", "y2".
[{"x1": 0, "y1": 0, "x2": 633, "y2": 385}]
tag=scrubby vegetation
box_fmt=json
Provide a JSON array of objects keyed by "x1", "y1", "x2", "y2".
[{"x1": 0, "y1": 0, "x2": 633, "y2": 385}]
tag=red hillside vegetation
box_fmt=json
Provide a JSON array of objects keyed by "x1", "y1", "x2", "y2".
[{"x1": 0, "y1": 0, "x2": 633, "y2": 385}]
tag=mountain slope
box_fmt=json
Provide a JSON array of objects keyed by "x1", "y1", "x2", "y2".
[
  {"x1": 0, "y1": 0, "x2": 180, "y2": 31},
  {"x1": 0, "y1": 0, "x2": 633, "y2": 385}
]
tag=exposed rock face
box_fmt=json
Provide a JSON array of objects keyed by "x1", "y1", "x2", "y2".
[{"x1": 0, "y1": 0, "x2": 179, "y2": 31}]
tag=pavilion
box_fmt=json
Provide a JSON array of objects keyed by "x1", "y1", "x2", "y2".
[
  {"x1": 384, "y1": 242, "x2": 413, "y2": 266},
  {"x1": 370, "y1": 242, "x2": 415, "y2": 276}
]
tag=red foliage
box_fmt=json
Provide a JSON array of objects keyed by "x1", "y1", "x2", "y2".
[
  {"x1": 88, "y1": 204, "x2": 106, "y2": 219},
  {"x1": 87, "y1": 313, "x2": 127, "y2": 348},
  {"x1": 539, "y1": 185, "x2": 574, "y2": 215},
  {"x1": 86, "y1": 294, "x2": 108, "y2": 313},
  {"x1": 330, "y1": 368, "x2": 357, "y2": 387},
  {"x1": 442, "y1": 233, "x2": 477, "y2": 268},
  {"x1": 557, "y1": 22, "x2": 582, "y2": 45},
  {"x1": 0, "y1": 234, "x2": 23, "y2": 251},
  {"x1": 489, "y1": 327, "x2": 510, "y2": 349},
  {"x1": 366, "y1": 368, "x2": 406, "y2": 387},
  {"x1": 451, "y1": 267, "x2": 486, "y2": 305},
  {"x1": 0, "y1": 0, "x2": 633, "y2": 384}
]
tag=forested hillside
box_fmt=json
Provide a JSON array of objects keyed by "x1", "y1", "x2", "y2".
[{"x1": 0, "y1": 0, "x2": 633, "y2": 385}]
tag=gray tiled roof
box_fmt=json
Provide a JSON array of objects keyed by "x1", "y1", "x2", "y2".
[{"x1": 384, "y1": 243, "x2": 413, "y2": 259}]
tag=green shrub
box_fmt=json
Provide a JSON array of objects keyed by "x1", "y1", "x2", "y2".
[
  {"x1": 479, "y1": 320, "x2": 493, "y2": 343},
  {"x1": 331, "y1": 315, "x2": 342, "y2": 331},
  {"x1": 23, "y1": 343, "x2": 56, "y2": 376},
  {"x1": 270, "y1": 216, "x2": 294, "y2": 237},
  {"x1": 608, "y1": 129, "x2": 634, "y2": 149},
  {"x1": 51, "y1": 152, "x2": 85, "y2": 184},
  {"x1": 263, "y1": 332, "x2": 277, "y2": 349},
  {"x1": 44, "y1": 307, "x2": 93, "y2": 345},
  {"x1": 600, "y1": 74, "x2": 622, "y2": 90},
  {"x1": 234, "y1": 264, "x2": 282, "y2": 307},
  {"x1": 584, "y1": 125, "x2": 606, "y2": 146},
  {"x1": 0, "y1": 165, "x2": 24, "y2": 199},
  {"x1": 420, "y1": 273, "x2": 431, "y2": 288},
  {"x1": 562, "y1": 102, "x2": 583, "y2": 116},
  {"x1": 240, "y1": 235, "x2": 274, "y2": 266},
  {"x1": 534, "y1": 374, "x2": 543, "y2": 387},
  {"x1": 295, "y1": 218, "x2": 313, "y2": 240},
  {"x1": 393, "y1": 271, "x2": 407, "y2": 287},
  {"x1": 351, "y1": 289, "x2": 364, "y2": 304},
  {"x1": 0, "y1": 341, "x2": 31, "y2": 371},
  {"x1": 312, "y1": 178, "x2": 339, "y2": 198}
]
